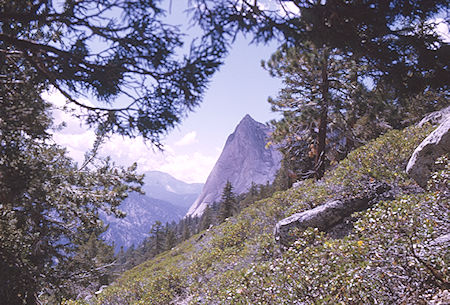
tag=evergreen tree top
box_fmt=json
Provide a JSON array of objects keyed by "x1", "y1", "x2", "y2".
[
  {"x1": 0, "y1": 0, "x2": 226, "y2": 146},
  {"x1": 192, "y1": 0, "x2": 449, "y2": 95}
]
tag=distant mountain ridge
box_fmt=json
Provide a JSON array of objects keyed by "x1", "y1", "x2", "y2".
[
  {"x1": 101, "y1": 193, "x2": 184, "y2": 251},
  {"x1": 102, "y1": 171, "x2": 203, "y2": 251},
  {"x1": 187, "y1": 114, "x2": 282, "y2": 217},
  {"x1": 142, "y1": 171, "x2": 203, "y2": 209}
]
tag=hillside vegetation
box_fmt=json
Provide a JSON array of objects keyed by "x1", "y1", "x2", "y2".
[{"x1": 67, "y1": 123, "x2": 449, "y2": 304}]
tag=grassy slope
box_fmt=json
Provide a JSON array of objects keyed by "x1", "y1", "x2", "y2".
[{"x1": 67, "y1": 124, "x2": 449, "y2": 305}]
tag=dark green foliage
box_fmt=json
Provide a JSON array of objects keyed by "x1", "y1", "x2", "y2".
[
  {"x1": 72, "y1": 231, "x2": 116, "y2": 287},
  {"x1": 218, "y1": 181, "x2": 236, "y2": 223},
  {"x1": 0, "y1": 43, "x2": 143, "y2": 304},
  {"x1": 182, "y1": 216, "x2": 194, "y2": 241},
  {"x1": 264, "y1": 38, "x2": 448, "y2": 182},
  {"x1": 193, "y1": 0, "x2": 449, "y2": 95},
  {"x1": 272, "y1": 159, "x2": 300, "y2": 191},
  {"x1": 0, "y1": 139, "x2": 143, "y2": 304},
  {"x1": 200, "y1": 204, "x2": 213, "y2": 231},
  {"x1": 264, "y1": 43, "x2": 368, "y2": 179},
  {"x1": 240, "y1": 181, "x2": 264, "y2": 207},
  {"x1": 164, "y1": 224, "x2": 177, "y2": 251},
  {"x1": 0, "y1": 0, "x2": 226, "y2": 145},
  {"x1": 115, "y1": 216, "x2": 200, "y2": 272},
  {"x1": 149, "y1": 221, "x2": 165, "y2": 256}
]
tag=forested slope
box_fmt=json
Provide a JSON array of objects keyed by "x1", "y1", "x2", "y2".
[{"x1": 68, "y1": 123, "x2": 449, "y2": 304}]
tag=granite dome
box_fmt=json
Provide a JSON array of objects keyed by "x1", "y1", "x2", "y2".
[{"x1": 186, "y1": 114, "x2": 281, "y2": 217}]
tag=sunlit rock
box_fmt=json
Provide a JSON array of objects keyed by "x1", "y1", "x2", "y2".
[
  {"x1": 407, "y1": 117, "x2": 450, "y2": 188},
  {"x1": 187, "y1": 114, "x2": 281, "y2": 217}
]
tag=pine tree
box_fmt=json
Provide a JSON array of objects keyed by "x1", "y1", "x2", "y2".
[
  {"x1": 123, "y1": 244, "x2": 137, "y2": 270},
  {"x1": 117, "y1": 246, "x2": 126, "y2": 266},
  {"x1": 249, "y1": 182, "x2": 258, "y2": 198},
  {"x1": 264, "y1": 43, "x2": 366, "y2": 179},
  {"x1": 0, "y1": 138, "x2": 142, "y2": 303},
  {"x1": 240, "y1": 182, "x2": 260, "y2": 209},
  {"x1": 181, "y1": 217, "x2": 192, "y2": 241},
  {"x1": 0, "y1": 0, "x2": 225, "y2": 145},
  {"x1": 200, "y1": 204, "x2": 213, "y2": 231},
  {"x1": 219, "y1": 181, "x2": 236, "y2": 223},
  {"x1": 149, "y1": 221, "x2": 164, "y2": 256},
  {"x1": 164, "y1": 225, "x2": 177, "y2": 251},
  {"x1": 0, "y1": 63, "x2": 143, "y2": 303},
  {"x1": 273, "y1": 160, "x2": 299, "y2": 191},
  {"x1": 193, "y1": 0, "x2": 448, "y2": 95},
  {"x1": 71, "y1": 230, "x2": 116, "y2": 290}
]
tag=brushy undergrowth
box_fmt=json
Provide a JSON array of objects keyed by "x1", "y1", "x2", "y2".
[{"x1": 66, "y1": 124, "x2": 449, "y2": 305}]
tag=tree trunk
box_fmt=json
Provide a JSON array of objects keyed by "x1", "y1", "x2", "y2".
[{"x1": 315, "y1": 48, "x2": 329, "y2": 180}]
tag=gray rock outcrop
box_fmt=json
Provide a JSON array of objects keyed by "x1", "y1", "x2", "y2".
[
  {"x1": 430, "y1": 233, "x2": 450, "y2": 247},
  {"x1": 186, "y1": 114, "x2": 282, "y2": 217},
  {"x1": 406, "y1": 117, "x2": 450, "y2": 188},
  {"x1": 417, "y1": 106, "x2": 450, "y2": 127},
  {"x1": 275, "y1": 183, "x2": 390, "y2": 246}
]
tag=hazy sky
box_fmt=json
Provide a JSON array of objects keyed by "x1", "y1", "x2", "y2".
[{"x1": 47, "y1": 1, "x2": 282, "y2": 183}]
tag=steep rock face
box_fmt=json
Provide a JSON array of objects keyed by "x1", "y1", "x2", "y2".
[
  {"x1": 101, "y1": 193, "x2": 184, "y2": 251},
  {"x1": 187, "y1": 114, "x2": 282, "y2": 217}
]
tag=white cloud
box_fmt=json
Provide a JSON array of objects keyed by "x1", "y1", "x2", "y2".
[
  {"x1": 100, "y1": 136, "x2": 217, "y2": 183},
  {"x1": 44, "y1": 90, "x2": 217, "y2": 183},
  {"x1": 44, "y1": 88, "x2": 94, "y2": 135},
  {"x1": 52, "y1": 131, "x2": 96, "y2": 162},
  {"x1": 433, "y1": 17, "x2": 450, "y2": 42},
  {"x1": 44, "y1": 89, "x2": 97, "y2": 162},
  {"x1": 232, "y1": 1, "x2": 299, "y2": 18},
  {"x1": 159, "y1": 151, "x2": 218, "y2": 183},
  {"x1": 175, "y1": 131, "x2": 198, "y2": 146},
  {"x1": 276, "y1": 1, "x2": 300, "y2": 16}
]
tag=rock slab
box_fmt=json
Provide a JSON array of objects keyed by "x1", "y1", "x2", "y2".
[
  {"x1": 417, "y1": 106, "x2": 450, "y2": 127},
  {"x1": 406, "y1": 117, "x2": 450, "y2": 188},
  {"x1": 275, "y1": 183, "x2": 390, "y2": 246}
]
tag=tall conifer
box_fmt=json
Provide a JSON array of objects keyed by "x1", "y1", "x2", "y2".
[{"x1": 219, "y1": 181, "x2": 236, "y2": 222}]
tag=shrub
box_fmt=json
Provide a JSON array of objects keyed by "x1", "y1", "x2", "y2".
[{"x1": 78, "y1": 124, "x2": 447, "y2": 304}]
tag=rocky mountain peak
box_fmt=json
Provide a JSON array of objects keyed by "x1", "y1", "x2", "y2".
[
  {"x1": 236, "y1": 114, "x2": 263, "y2": 132},
  {"x1": 186, "y1": 115, "x2": 281, "y2": 217},
  {"x1": 240, "y1": 113, "x2": 256, "y2": 125}
]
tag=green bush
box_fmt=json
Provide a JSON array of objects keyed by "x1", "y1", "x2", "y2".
[{"x1": 77, "y1": 124, "x2": 447, "y2": 305}]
